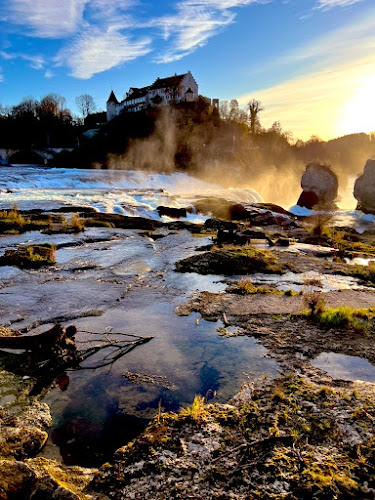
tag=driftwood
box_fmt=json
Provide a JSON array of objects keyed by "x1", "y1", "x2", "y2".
[
  {"x1": 0, "y1": 324, "x2": 153, "y2": 385},
  {"x1": 0, "y1": 324, "x2": 66, "y2": 350}
]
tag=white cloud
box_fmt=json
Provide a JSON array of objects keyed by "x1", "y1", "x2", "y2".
[
  {"x1": 153, "y1": 10, "x2": 235, "y2": 63},
  {"x1": 0, "y1": 73, "x2": 3, "y2": 83},
  {"x1": 7, "y1": 0, "x2": 88, "y2": 38},
  {"x1": 151, "y1": 0, "x2": 260, "y2": 63},
  {"x1": 0, "y1": 51, "x2": 45, "y2": 69},
  {"x1": 55, "y1": 29, "x2": 151, "y2": 79},
  {"x1": 2, "y1": 0, "x2": 261, "y2": 76},
  {"x1": 316, "y1": 0, "x2": 363, "y2": 9},
  {"x1": 44, "y1": 70, "x2": 54, "y2": 78}
]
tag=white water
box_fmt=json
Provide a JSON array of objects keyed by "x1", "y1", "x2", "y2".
[
  {"x1": 0, "y1": 166, "x2": 374, "y2": 230},
  {"x1": 0, "y1": 167, "x2": 263, "y2": 222}
]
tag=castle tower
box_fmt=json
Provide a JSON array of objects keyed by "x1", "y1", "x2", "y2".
[{"x1": 106, "y1": 90, "x2": 119, "y2": 121}]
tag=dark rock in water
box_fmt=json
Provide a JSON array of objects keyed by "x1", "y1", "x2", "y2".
[
  {"x1": 297, "y1": 190, "x2": 319, "y2": 210},
  {"x1": 251, "y1": 211, "x2": 297, "y2": 227},
  {"x1": 297, "y1": 163, "x2": 338, "y2": 209},
  {"x1": 254, "y1": 203, "x2": 293, "y2": 216},
  {"x1": 194, "y1": 198, "x2": 249, "y2": 221},
  {"x1": 276, "y1": 237, "x2": 290, "y2": 247},
  {"x1": 0, "y1": 460, "x2": 37, "y2": 499},
  {"x1": 204, "y1": 218, "x2": 238, "y2": 231},
  {"x1": 157, "y1": 206, "x2": 187, "y2": 218},
  {"x1": 195, "y1": 198, "x2": 298, "y2": 227},
  {"x1": 49, "y1": 206, "x2": 97, "y2": 214},
  {"x1": 82, "y1": 212, "x2": 163, "y2": 230},
  {"x1": 216, "y1": 228, "x2": 267, "y2": 245},
  {"x1": 354, "y1": 160, "x2": 375, "y2": 214}
]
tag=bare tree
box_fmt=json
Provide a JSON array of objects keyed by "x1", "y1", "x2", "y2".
[
  {"x1": 40, "y1": 93, "x2": 66, "y2": 117},
  {"x1": 248, "y1": 99, "x2": 263, "y2": 135},
  {"x1": 75, "y1": 94, "x2": 96, "y2": 118},
  {"x1": 12, "y1": 97, "x2": 39, "y2": 119}
]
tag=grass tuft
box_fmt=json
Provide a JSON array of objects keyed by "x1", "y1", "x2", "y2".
[
  {"x1": 0, "y1": 243, "x2": 56, "y2": 269},
  {"x1": 179, "y1": 395, "x2": 211, "y2": 423}
]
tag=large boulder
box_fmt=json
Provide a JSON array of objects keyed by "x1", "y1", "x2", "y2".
[
  {"x1": 297, "y1": 164, "x2": 338, "y2": 209},
  {"x1": 354, "y1": 159, "x2": 375, "y2": 214}
]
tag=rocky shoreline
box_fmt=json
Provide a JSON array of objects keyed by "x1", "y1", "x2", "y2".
[{"x1": 0, "y1": 200, "x2": 375, "y2": 499}]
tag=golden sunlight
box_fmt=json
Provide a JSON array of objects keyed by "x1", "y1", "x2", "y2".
[{"x1": 336, "y1": 72, "x2": 375, "y2": 137}]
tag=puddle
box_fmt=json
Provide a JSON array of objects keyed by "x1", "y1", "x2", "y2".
[
  {"x1": 42, "y1": 300, "x2": 278, "y2": 467},
  {"x1": 312, "y1": 352, "x2": 375, "y2": 382},
  {"x1": 249, "y1": 270, "x2": 363, "y2": 292},
  {"x1": 255, "y1": 242, "x2": 335, "y2": 257},
  {"x1": 345, "y1": 257, "x2": 375, "y2": 267},
  {"x1": 112, "y1": 261, "x2": 151, "y2": 276}
]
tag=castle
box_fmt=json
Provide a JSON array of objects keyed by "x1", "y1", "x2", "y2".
[{"x1": 106, "y1": 71, "x2": 199, "y2": 121}]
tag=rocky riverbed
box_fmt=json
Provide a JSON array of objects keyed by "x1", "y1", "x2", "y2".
[{"x1": 0, "y1": 200, "x2": 375, "y2": 499}]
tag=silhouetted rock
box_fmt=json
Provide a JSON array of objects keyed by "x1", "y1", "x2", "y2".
[
  {"x1": 157, "y1": 206, "x2": 187, "y2": 218},
  {"x1": 297, "y1": 164, "x2": 338, "y2": 209},
  {"x1": 354, "y1": 159, "x2": 375, "y2": 214},
  {"x1": 297, "y1": 191, "x2": 319, "y2": 209}
]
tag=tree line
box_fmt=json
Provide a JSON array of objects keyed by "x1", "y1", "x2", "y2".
[{"x1": 0, "y1": 93, "x2": 97, "y2": 149}]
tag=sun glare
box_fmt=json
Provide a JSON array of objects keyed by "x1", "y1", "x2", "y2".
[{"x1": 337, "y1": 73, "x2": 375, "y2": 137}]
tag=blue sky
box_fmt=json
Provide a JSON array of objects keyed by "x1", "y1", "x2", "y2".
[{"x1": 0, "y1": 0, "x2": 374, "y2": 139}]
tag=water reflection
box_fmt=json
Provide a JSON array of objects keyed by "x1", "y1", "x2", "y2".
[
  {"x1": 42, "y1": 300, "x2": 278, "y2": 466},
  {"x1": 312, "y1": 352, "x2": 375, "y2": 382}
]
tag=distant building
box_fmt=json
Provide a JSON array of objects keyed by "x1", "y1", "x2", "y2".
[{"x1": 106, "y1": 71, "x2": 199, "y2": 121}]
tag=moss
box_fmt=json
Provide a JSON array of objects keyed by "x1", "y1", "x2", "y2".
[
  {"x1": 0, "y1": 243, "x2": 56, "y2": 269},
  {"x1": 25, "y1": 457, "x2": 96, "y2": 500},
  {"x1": 84, "y1": 218, "x2": 115, "y2": 228},
  {"x1": 349, "y1": 263, "x2": 375, "y2": 286},
  {"x1": 237, "y1": 279, "x2": 300, "y2": 296},
  {"x1": 0, "y1": 206, "x2": 26, "y2": 233},
  {"x1": 176, "y1": 244, "x2": 284, "y2": 275}
]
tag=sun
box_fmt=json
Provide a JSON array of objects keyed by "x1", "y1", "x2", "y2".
[{"x1": 336, "y1": 73, "x2": 375, "y2": 137}]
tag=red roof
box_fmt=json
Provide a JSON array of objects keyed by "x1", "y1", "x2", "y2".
[
  {"x1": 123, "y1": 87, "x2": 149, "y2": 102},
  {"x1": 149, "y1": 73, "x2": 187, "y2": 91}
]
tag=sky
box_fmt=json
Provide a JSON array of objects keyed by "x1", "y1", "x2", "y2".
[{"x1": 0, "y1": 0, "x2": 374, "y2": 140}]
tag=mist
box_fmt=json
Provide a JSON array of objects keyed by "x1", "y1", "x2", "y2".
[{"x1": 100, "y1": 102, "x2": 374, "y2": 210}]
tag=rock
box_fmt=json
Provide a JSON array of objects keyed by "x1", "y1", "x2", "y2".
[
  {"x1": 82, "y1": 212, "x2": 163, "y2": 230},
  {"x1": 296, "y1": 191, "x2": 319, "y2": 209},
  {"x1": 216, "y1": 228, "x2": 267, "y2": 245},
  {"x1": 0, "y1": 460, "x2": 37, "y2": 500},
  {"x1": 253, "y1": 203, "x2": 293, "y2": 216},
  {"x1": 21, "y1": 402, "x2": 52, "y2": 431},
  {"x1": 157, "y1": 206, "x2": 188, "y2": 218},
  {"x1": 297, "y1": 164, "x2": 338, "y2": 209},
  {"x1": 275, "y1": 237, "x2": 290, "y2": 247},
  {"x1": 30, "y1": 480, "x2": 80, "y2": 500},
  {"x1": 204, "y1": 219, "x2": 238, "y2": 231},
  {"x1": 0, "y1": 426, "x2": 48, "y2": 460},
  {"x1": 354, "y1": 159, "x2": 375, "y2": 214},
  {"x1": 194, "y1": 198, "x2": 249, "y2": 220}
]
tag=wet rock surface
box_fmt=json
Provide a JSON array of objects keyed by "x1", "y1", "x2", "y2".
[{"x1": 1, "y1": 208, "x2": 375, "y2": 498}]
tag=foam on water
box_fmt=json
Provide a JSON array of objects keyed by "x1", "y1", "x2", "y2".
[{"x1": 0, "y1": 166, "x2": 262, "y2": 221}]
